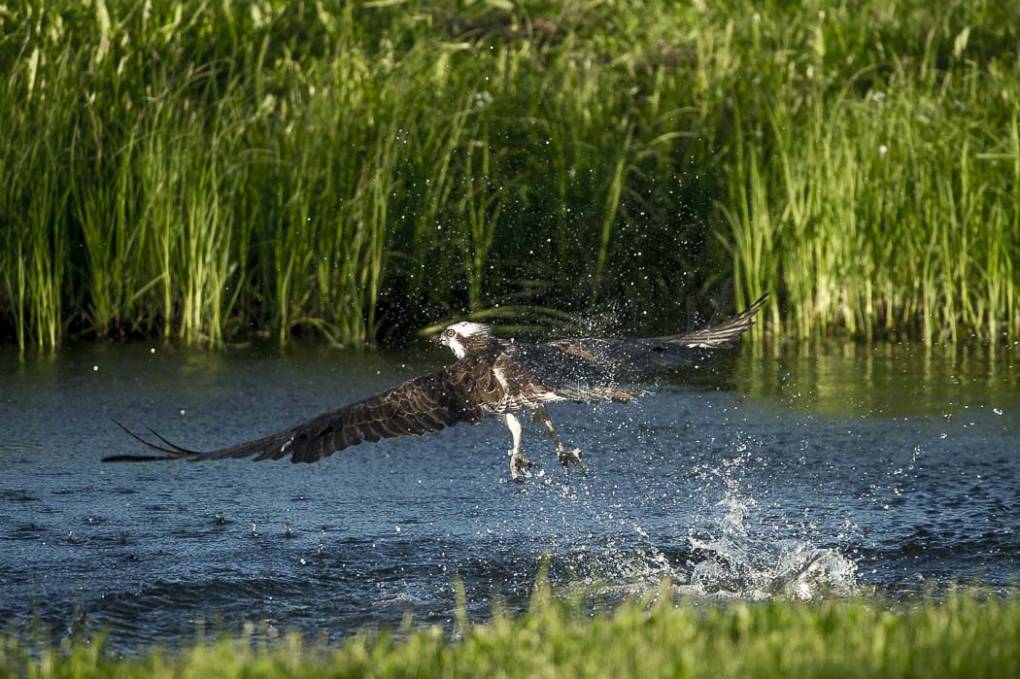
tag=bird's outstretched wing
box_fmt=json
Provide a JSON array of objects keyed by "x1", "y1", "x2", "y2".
[
  {"x1": 524, "y1": 294, "x2": 768, "y2": 380},
  {"x1": 103, "y1": 367, "x2": 485, "y2": 464},
  {"x1": 645, "y1": 293, "x2": 769, "y2": 348}
]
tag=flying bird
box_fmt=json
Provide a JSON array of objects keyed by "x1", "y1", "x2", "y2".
[{"x1": 104, "y1": 296, "x2": 767, "y2": 481}]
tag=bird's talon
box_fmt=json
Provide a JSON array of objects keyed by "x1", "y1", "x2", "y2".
[
  {"x1": 558, "y1": 447, "x2": 582, "y2": 467},
  {"x1": 509, "y1": 450, "x2": 532, "y2": 482}
]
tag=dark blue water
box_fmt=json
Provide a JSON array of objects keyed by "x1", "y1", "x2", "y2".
[{"x1": 1, "y1": 341, "x2": 1018, "y2": 649}]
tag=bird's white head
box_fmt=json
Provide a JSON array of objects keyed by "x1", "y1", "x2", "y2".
[{"x1": 438, "y1": 321, "x2": 491, "y2": 358}]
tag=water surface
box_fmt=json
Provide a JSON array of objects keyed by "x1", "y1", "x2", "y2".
[{"x1": 1, "y1": 341, "x2": 1018, "y2": 648}]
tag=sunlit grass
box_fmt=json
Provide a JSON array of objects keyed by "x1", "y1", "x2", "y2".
[
  {"x1": 3, "y1": 588, "x2": 1019, "y2": 678},
  {"x1": 0, "y1": 0, "x2": 1017, "y2": 350}
]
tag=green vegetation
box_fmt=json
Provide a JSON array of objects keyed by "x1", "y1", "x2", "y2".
[
  {"x1": 3, "y1": 588, "x2": 1019, "y2": 678},
  {"x1": 1, "y1": 0, "x2": 1018, "y2": 350}
]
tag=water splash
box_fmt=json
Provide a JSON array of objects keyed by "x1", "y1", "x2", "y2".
[
  {"x1": 543, "y1": 433, "x2": 858, "y2": 600},
  {"x1": 682, "y1": 491, "x2": 857, "y2": 599},
  {"x1": 679, "y1": 439, "x2": 857, "y2": 598}
]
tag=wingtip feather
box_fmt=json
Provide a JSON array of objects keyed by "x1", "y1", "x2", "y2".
[
  {"x1": 107, "y1": 418, "x2": 200, "y2": 462},
  {"x1": 101, "y1": 453, "x2": 177, "y2": 463}
]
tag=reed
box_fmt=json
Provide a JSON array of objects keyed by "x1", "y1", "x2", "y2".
[{"x1": 0, "y1": 0, "x2": 1017, "y2": 350}]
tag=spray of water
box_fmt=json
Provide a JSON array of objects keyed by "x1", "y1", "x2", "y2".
[{"x1": 524, "y1": 426, "x2": 858, "y2": 601}]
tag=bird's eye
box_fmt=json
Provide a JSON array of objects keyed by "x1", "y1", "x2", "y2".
[{"x1": 445, "y1": 329, "x2": 456, "y2": 338}]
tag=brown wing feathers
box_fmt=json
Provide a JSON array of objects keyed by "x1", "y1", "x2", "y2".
[
  {"x1": 105, "y1": 297, "x2": 767, "y2": 465},
  {"x1": 653, "y1": 294, "x2": 768, "y2": 348},
  {"x1": 536, "y1": 294, "x2": 767, "y2": 376},
  {"x1": 103, "y1": 368, "x2": 484, "y2": 465}
]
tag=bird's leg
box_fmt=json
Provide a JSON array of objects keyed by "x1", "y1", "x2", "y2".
[
  {"x1": 500, "y1": 413, "x2": 531, "y2": 482},
  {"x1": 532, "y1": 406, "x2": 582, "y2": 467}
]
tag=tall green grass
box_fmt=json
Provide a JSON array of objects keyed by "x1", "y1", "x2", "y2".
[
  {"x1": 3, "y1": 588, "x2": 1019, "y2": 677},
  {"x1": 0, "y1": 0, "x2": 1017, "y2": 350},
  {"x1": 715, "y1": 4, "x2": 1020, "y2": 343}
]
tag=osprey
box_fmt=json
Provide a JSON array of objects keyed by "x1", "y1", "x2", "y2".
[{"x1": 105, "y1": 296, "x2": 766, "y2": 481}]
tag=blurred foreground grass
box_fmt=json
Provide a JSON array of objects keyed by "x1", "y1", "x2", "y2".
[
  {"x1": 1, "y1": 0, "x2": 1018, "y2": 350},
  {"x1": 3, "y1": 588, "x2": 1019, "y2": 678}
]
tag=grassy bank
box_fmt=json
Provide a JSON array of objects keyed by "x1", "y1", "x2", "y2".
[
  {"x1": 3, "y1": 589, "x2": 1019, "y2": 677},
  {"x1": 1, "y1": 1, "x2": 1018, "y2": 350}
]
